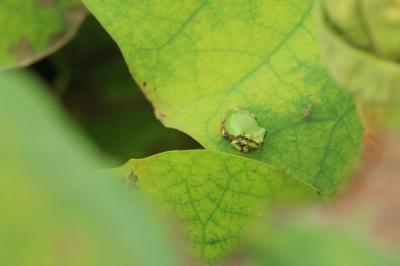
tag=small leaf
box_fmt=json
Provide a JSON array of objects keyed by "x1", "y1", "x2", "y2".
[
  {"x1": 0, "y1": 0, "x2": 86, "y2": 70},
  {"x1": 117, "y1": 150, "x2": 321, "y2": 261},
  {"x1": 83, "y1": 0, "x2": 363, "y2": 197}
]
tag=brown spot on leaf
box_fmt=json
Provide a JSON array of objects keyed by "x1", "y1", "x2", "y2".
[
  {"x1": 9, "y1": 37, "x2": 36, "y2": 63},
  {"x1": 62, "y1": 6, "x2": 88, "y2": 28},
  {"x1": 35, "y1": 0, "x2": 58, "y2": 7},
  {"x1": 302, "y1": 101, "x2": 315, "y2": 119},
  {"x1": 48, "y1": 31, "x2": 67, "y2": 47},
  {"x1": 128, "y1": 171, "x2": 140, "y2": 190},
  {"x1": 4, "y1": 5, "x2": 86, "y2": 68},
  {"x1": 158, "y1": 113, "x2": 166, "y2": 122}
]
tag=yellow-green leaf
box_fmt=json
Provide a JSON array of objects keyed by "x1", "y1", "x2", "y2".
[
  {"x1": 83, "y1": 0, "x2": 362, "y2": 197},
  {"x1": 116, "y1": 150, "x2": 321, "y2": 261}
]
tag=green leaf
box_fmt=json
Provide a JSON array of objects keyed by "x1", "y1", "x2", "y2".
[
  {"x1": 0, "y1": 70, "x2": 180, "y2": 266},
  {"x1": 0, "y1": 0, "x2": 86, "y2": 70},
  {"x1": 83, "y1": 0, "x2": 362, "y2": 197},
  {"x1": 116, "y1": 150, "x2": 321, "y2": 261}
]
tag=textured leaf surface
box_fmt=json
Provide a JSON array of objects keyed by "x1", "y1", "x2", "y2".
[
  {"x1": 0, "y1": 70, "x2": 179, "y2": 266},
  {"x1": 118, "y1": 150, "x2": 321, "y2": 261},
  {"x1": 0, "y1": 0, "x2": 86, "y2": 70},
  {"x1": 84, "y1": 0, "x2": 362, "y2": 197}
]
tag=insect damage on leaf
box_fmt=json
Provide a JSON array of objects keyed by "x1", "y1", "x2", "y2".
[
  {"x1": 127, "y1": 171, "x2": 140, "y2": 190},
  {"x1": 8, "y1": 36, "x2": 35, "y2": 64},
  {"x1": 221, "y1": 108, "x2": 266, "y2": 153},
  {"x1": 302, "y1": 101, "x2": 315, "y2": 119}
]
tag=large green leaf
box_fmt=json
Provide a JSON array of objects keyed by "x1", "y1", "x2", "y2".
[
  {"x1": 83, "y1": 0, "x2": 362, "y2": 197},
  {"x1": 0, "y1": 0, "x2": 86, "y2": 70},
  {"x1": 116, "y1": 150, "x2": 321, "y2": 261},
  {"x1": 0, "y1": 70, "x2": 180, "y2": 266}
]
